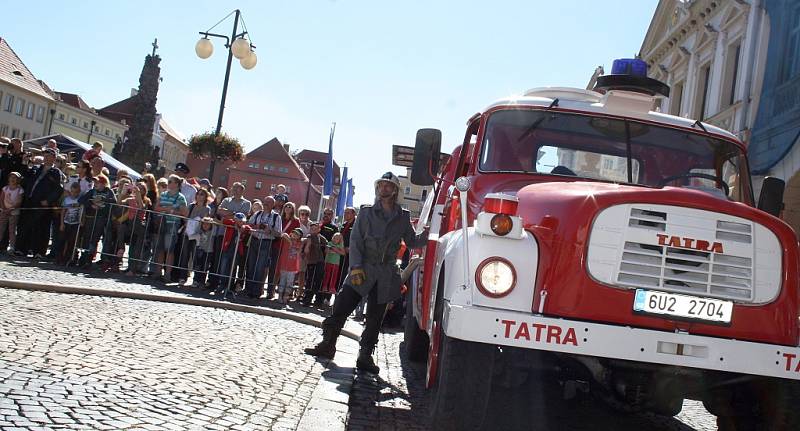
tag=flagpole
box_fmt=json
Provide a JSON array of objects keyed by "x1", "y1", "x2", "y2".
[{"x1": 317, "y1": 191, "x2": 325, "y2": 220}]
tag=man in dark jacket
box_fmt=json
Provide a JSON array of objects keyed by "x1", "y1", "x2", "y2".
[
  {"x1": 305, "y1": 172, "x2": 427, "y2": 374},
  {"x1": 17, "y1": 148, "x2": 64, "y2": 258}
]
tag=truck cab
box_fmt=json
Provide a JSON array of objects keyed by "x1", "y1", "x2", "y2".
[{"x1": 404, "y1": 59, "x2": 800, "y2": 430}]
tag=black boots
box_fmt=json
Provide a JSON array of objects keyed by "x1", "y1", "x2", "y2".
[
  {"x1": 304, "y1": 326, "x2": 340, "y2": 359},
  {"x1": 356, "y1": 347, "x2": 380, "y2": 374}
]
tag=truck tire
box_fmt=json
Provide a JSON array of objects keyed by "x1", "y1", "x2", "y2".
[
  {"x1": 430, "y1": 334, "x2": 495, "y2": 431},
  {"x1": 714, "y1": 378, "x2": 800, "y2": 431},
  {"x1": 403, "y1": 289, "x2": 429, "y2": 362}
]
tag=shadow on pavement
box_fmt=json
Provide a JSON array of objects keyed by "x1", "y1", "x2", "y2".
[{"x1": 345, "y1": 325, "x2": 704, "y2": 431}]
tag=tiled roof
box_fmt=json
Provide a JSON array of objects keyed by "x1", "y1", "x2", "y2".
[
  {"x1": 0, "y1": 38, "x2": 54, "y2": 101},
  {"x1": 98, "y1": 95, "x2": 136, "y2": 123},
  {"x1": 296, "y1": 149, "x2": 340, "y2": 184},
  {"x1": 54, "y1": 91, "x2": 94, "y2": 113},
  {"x1": 247, "y1": 138, "x2": 308, "y2": 181}
]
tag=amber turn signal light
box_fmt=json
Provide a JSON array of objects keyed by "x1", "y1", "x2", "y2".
[{"x1": 490, "y1": 213, "x2": 513, "y2": 236}]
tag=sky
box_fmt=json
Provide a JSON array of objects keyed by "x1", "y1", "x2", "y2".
[{"x1": 4, "y1": 0, "x2": 657, "y2": 206}]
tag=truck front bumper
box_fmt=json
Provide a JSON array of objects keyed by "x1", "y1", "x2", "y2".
[{"x1": 443, "y1": 302, "x2": 800, "y2": 381}]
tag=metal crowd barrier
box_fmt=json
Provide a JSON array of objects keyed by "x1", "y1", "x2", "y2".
[{"x1": 7, "y1": 203, "x2": 334, "y2": 304}]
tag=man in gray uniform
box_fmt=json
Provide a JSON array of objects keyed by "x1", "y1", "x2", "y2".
[{"x1": 305, "y1": 172, "x2": 428, "y2": 373}]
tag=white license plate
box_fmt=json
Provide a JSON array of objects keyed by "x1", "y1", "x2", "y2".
[{"x1": 633, "y1": 289, "x2": 733, "y2": 324}]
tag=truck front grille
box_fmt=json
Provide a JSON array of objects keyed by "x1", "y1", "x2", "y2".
[{"x1": 617, "y1": 240, "x2": 754, "y2": 301}]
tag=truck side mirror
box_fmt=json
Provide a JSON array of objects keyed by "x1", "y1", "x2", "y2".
[
  {"x1": 757, "y1": 176, "x2": 785, "y2": 218},
  {"x1": 411, "y1": 128, "x2": 442, "y2": 186}
]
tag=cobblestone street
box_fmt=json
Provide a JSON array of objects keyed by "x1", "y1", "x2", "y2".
[
  {"x1": 0, "y1": 260, "x2": 721, "y2": 430},
  {"x1": 0, "y1": 288, "x2": 355, "y2": 430}
]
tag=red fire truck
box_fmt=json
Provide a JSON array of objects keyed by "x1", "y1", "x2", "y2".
[{"x1": 403, "y1": 58, "x2": 799, "y2": 430}]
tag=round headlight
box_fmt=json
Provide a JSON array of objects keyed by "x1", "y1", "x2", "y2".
[
  {"x1": 490, "y1": 213, "x2": 513, "y2": 236},
  {"x1": 475, "y1": 257, "x2": 516, "y2": 298}
]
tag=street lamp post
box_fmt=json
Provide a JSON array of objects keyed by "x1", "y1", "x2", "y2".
[{"x1": 195, "y1": 9, "x2": 257, "y2": 182}]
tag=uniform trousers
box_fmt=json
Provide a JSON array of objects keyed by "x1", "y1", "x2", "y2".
[{"x1": 322, "y1": 284, "x2": 387, "y2": 350}]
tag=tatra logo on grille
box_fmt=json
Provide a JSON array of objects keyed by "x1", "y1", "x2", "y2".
[{"x1": 656, "y1": 234, "x2": 724, "y2": 254}]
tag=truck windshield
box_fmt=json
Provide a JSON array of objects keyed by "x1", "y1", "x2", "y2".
[{"x1": 479, "y1": 109, "x2": 752, "y2": 204}]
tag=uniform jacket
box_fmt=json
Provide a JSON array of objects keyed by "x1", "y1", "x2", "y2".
[{"x1": 345, "y1": 201, "x2": 428, "y2": 304}]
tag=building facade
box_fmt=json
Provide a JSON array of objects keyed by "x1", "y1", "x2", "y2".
[
  {"x1": 186, "y1": 138, "x2": 310, "y2": 204},
  {"x1": 156, "y1": 116, "x2": 189, "y2": 176},
  {"x1": 0, "y1": 38, "x2": 54, "y2": 140},
  {"x1": 640, "y1": 0, "x2": 765, "y2": 142},
  {"x1": 50, "y1": 91, "x2": 127, "y2": 152},
  {"x1": 641, "y1": 0, "x2": 800, "y2": 236},
  {"x1": 398, "y1": 167, "x2": 432, "y2": 218}
]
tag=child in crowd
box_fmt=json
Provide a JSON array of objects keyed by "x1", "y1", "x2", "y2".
[
  {"x1": 320, "y1": 232, "x2": 346, "y2": 304},
  {"x1": 0, "y1": 172, "x2": 24, "y2": 254},
  {"x1": 82, "y1": 141, "x2": 103, "y2": 161},
  {"x1": 300, "y1": 221, "x2": 327, "y2": 306},
  {"x1": 191, "y1": 217, "x2": 216, "y2": 288},
  {"x1": 277, "y1": 227, "x2": 304, "y2": 304},
  {"x1": 250, "y1": 199, "x2": 263, "y2": 216},
  {"x1": 59, "y1": 182, "x2": 83, "y2": 265}
]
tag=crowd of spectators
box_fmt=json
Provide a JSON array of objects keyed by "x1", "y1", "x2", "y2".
[{"x1": 0, "y1": 136, "x2": 362, "y2": 311}]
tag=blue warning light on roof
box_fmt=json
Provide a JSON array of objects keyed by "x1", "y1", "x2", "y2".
[{"x1": 611, "y1": 58, "x2": 648, "y2": 77}]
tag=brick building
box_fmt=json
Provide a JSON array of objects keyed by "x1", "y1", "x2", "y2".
[{"x1": 186, "y1": 138, "x2": 310, "y2": 204}]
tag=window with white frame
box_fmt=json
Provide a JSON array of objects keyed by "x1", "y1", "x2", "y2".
[
  {"x1": 83, "y1": 121, "x2": 88, "y2": 129},
  {"x1": 71, "y1": 117, "x2": 77, "y2": 125},
  {"x1": 3, "y1": 94, "x2": 13, "y2": 112},
  {"x1": 694, "y1": 64, "x2": 711, "y2": 120},
  {"x1": 721, "y1": 41, "x2": 742, "y2": 109},
  {"x1": 25, "y1": 103, "x2": 34, "y2": 119},
  {"x1": 14, "y1": 98, "x2": 24, "y2": 116},
  {"x1": 10, "y1": 129, "x2": 19, "y2": 138},
  {"x1": 0, "y1": 124, "x2": 8, "y2": 136},
  {"x1": 58, "y1": 112, "x2": 65, "y2": 121},
  {"x1": 105, "y1": 129, "x2": 110, "y2": 136},
  {"x1": 670, "y1": 81, "x2": 684, "y2": 116},
  {"x1": 36, "y1": 106, "x2": 45, "y2": 123},
  {"x1": 255, "y1": 181, "x2": 263, "y2": 190}
]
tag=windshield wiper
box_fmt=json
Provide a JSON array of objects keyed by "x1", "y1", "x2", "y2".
[
  {"x1": 692, "y1": 120, "x2": 708, "y2": 133},
  {"x1": 517, "y1": 98, "x2": 559, "y2": 142}
]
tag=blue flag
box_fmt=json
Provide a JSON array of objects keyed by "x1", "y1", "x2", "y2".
[
  {"x1": 345, "y1": 178, "x2": 354, "y2": 207},
  {"x1": 336, "y1": 166, "x2": 348, "y2": 217},
  {"x1": 323, "y1": 123, "x2": 335, "y2": 197}
]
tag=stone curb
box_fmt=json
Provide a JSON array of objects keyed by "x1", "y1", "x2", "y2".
[{"x1": 0, "y1": 278, "x2": 361, "y2": 341}]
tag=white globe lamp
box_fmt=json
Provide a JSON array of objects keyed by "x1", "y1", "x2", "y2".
[
  {"x1": 195, "y1": 37, "x2": 214, "y2": 59},
  {"x1": 240, "y1": 51, "x2": 257, "y2": 70},
  {"x1": 231, "y1": 38, "x2": 251, "y2": 59}
]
